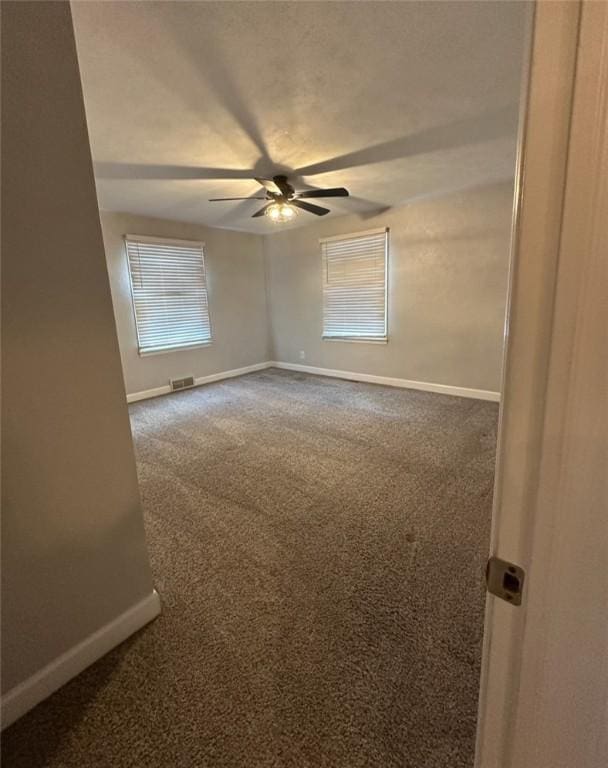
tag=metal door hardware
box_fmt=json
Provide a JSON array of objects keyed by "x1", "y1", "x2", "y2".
[{"x1": 486, "y1": 556, "x2": 525, "y2": 605}]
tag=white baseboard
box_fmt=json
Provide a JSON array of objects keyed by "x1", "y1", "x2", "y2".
[
  {"x1": 126, "y1": 361, "x2": 273, "y2": 403},
  {"x1": 1, "y1": 590, "x2": 161, "y2": 730},
  {"x1": 126, "y1": 360, "x2": 500, "y2": 403},
  {"x1": 270, "y1": 361, "x2": 501, "y2": 402}
]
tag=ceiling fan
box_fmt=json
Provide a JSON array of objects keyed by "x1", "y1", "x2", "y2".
[{"x1": 209, "y1": 175, "x2": 349, "y2": 222}]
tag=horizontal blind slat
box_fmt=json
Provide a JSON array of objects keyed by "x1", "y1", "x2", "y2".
[
  {"x1": 126, "y1": 238, "x2": 212, "y2": 354},
  {"x1": 322, "y1": 231, "x2": 387, "y2": 339}
]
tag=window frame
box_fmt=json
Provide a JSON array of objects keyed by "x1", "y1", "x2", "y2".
[
  {"x1": 124, "y1": 234, "x2": 213, "y2": 357},
  {"x1": 320, "y1": 227, "x2": 389, "y2": 344}
]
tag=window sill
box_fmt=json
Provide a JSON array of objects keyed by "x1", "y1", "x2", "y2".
[
  {"x1": 322, "y1": 336, "x2": 388, "y2": 345},
  {"x1": 138, "y1": 341, "x2": 212, "y2": 357}
]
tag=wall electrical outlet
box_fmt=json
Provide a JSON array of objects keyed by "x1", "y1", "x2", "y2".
[{"x1": 299, "y1": 350, "x2": 306, "y2": 360}]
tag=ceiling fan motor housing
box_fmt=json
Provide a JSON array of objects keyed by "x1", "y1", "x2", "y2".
[{"x1": 271, "y1": 175, "x2": 295, "y2": 200}]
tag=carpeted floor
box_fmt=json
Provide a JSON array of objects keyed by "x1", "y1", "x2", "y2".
[{"x1": 2, "y1": 369, "x2": 498, "y2": 768}]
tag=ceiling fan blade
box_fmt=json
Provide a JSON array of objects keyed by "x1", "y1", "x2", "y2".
[
  {"x1": 209, "y1": 197, "x2": 267, "y2": 201},
  {"x1": 291, "y1": 200, "x2": 330, "y2": 216},
  {"x1": 297, "y1": 187, "x2": 350, "y2": 198},
  {"x1": 252, "y1": 203, "x2": 274, "y2": 218},
  {"x1": 254, "y1": 177, "x2": 281, "y2": 195}
]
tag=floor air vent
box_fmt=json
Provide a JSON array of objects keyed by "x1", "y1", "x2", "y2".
[{"x1": 170, "y1": 376, "x2": 195, "y2": 392}]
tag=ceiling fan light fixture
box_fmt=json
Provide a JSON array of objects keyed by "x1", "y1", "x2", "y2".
[{"x1": 265, "y1": 202, "x2": 296, "y2": 223}]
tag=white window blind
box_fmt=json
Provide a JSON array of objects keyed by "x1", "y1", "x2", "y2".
[
  {"x1": 322, "y1": 228, "x2": 388, "y2": 340},
  {"x1": 125, "y1": 236, "x2": 212, "y2": 355}
]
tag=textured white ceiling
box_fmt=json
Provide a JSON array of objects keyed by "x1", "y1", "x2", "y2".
[{"x1": 72, "y1": 1, "x2": 527, "y2": 234}]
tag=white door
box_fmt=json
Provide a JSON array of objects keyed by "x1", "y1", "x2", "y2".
[{"x1": 475, "y1": 2, "x2": 608, "y2": 766}]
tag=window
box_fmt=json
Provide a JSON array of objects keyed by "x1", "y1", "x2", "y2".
[
  {"x1": 125, "y1": 235, "x2": 212, "y2": 355},
  {"x1": 321, "y1": 228, "x2": 388, "y2": 341}
]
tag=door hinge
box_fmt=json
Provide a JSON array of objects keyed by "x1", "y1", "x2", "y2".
[{"x1": 486, "y1": 556, "x2": 525, "y2": 606}]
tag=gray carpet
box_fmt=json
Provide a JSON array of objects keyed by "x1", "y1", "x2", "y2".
[{"x1": 2, "y1": 368, "x2": 498, "y2": 768}]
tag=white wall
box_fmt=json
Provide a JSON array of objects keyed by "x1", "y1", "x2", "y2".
[
  {"x1": 100, "y1": 212, "x2": 270, "y2": 396},
  {"x1": 264, "y1": 181, "x2": 513, "y2": 393},
  {"x1": 1, "y1": 0, "x2": 156, "y2": 709}
]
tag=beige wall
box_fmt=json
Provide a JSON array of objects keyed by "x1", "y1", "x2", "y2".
[
  {"x1": 101, "y1": 213, "x2": 270, "y2": 396},
  {"x1": 1, "y1": 2, "x2": 154, "y2": 695},
  {"x1": 105, "y1": 182, "x2": 513, "y2": 395},
  {"x1": 264, "y1": 181, "x2": 513, "y2": 393}
]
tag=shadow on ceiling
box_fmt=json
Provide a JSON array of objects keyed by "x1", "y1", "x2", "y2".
[
  {"x1": 94, "y1": 102, "x2": 517, "y2": 221},
  {"x1": 95, "y1": 102, "x2": 519, "y2": 184},
  {"x1": 92, "y1": 2, "x2": 519, "y2": 224}
]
